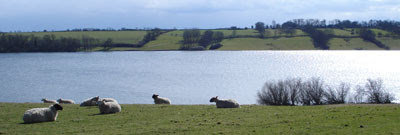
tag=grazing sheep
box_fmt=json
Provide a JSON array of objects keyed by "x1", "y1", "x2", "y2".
[
  {"x1": 80, "y1": 96, "x2": 100, "y2": 106},
  {"x1": 209, "y1": 96, "x2": 240, "y2": 108},
  {"x1": 41, "y1": 98, "x2": 57, "y2": 104},
  {"x1": 152, "y1": 94, "x2": 171, "y2": 104},
  {"x1": 98, "y1": 100, "x2": 121, "y2": 114},
  {"x1": 57, "y1": 98, "x2": 75, "y2": 104},
  {"x1": 23, "y1": 104, "x2": 63, "y2": 123},
  {"x1": 96, "y1": 98, "x2": 118, "y2": 105}
]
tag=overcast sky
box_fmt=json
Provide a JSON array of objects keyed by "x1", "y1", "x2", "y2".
[{"x1": 0, "y1": 0, "x2": 399, "y2": 31}]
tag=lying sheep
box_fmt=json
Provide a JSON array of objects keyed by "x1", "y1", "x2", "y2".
[
  {"x1": 98, "y1": 100, "x2": 121, "y2": 114},
  {"x1": 209, "y1": 96, "x2": 240, "y2": 108},
  {"x1": 96, "y1": 98, "x2": 118, "y2": 105},
  {"x1": 23, "y1": 104, "x2": 63, "y2": 123},
  {"x1": 80, "y1": 96, "x2": 100, "y2": 106},
  {"x1": 152, "y1": 94, "x2": 171, "y2": 104},
  {"x1": 41, "y1": 98, "x2": 57, "y2": 104},
  {"x1": 57, "y1": 98, "x2": 75, "y2": 104}
]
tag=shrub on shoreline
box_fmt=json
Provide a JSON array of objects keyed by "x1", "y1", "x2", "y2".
[{"x1": 257, "y1": 78, "x2": 395, "y2": 106}]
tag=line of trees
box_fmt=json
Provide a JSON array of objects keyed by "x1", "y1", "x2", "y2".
[
  {"x1": 180, "y1": 29, "x2": 224, "y2": 50},
  {"x1": 359, "y1": 29, "x2": 390, "y2": 50},
  {"x1": 302, "y1": 27, "x2": 333, "y2": 50},
  {"x1": 0, "y1": 34, "x2": 101, "y2": 52},
  {"x1": 276, "y1": 19, "x2": 400, "y2": 34},
  {"x1": 257, "y1": 78, "x2": 395, "y2": 106},
  {"x1": 136, "y1": 28, "x2": 165, "y2": 47}
]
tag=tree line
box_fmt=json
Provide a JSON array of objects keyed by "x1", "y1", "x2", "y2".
[
  {"x1": 257, "y1": 78, "x2": 395, "y2": 106},
  {"x1": 0, "y1": 34, "x2": 105, "y2": 52},
  {"x1": 252, "y1": 19, "x2": 400, "y2": 50},
  {"x1": 180, "y1": 29, "x2": 224, "y2": 50}
]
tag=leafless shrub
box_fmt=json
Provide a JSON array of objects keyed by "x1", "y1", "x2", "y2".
[
  {"x1": 257, "y1": 78, "x2": 395, "y2": 106},
  {"x1": 325, "y1": 83, "x2": 350, "y2": 104},
  {"x1": 353, "y1": 85, "x2": 366, "y2": 104},
  {"x1": 365, "y1": 79, "x2": 395, "y2": 104},
  {"x1": 303, "y1": 78, "x2": 326, "y2": 105},
  {"x1": 257, "y1": 80, "x2": 290, "y2": 105},
  {"x1": 286, "y1": 78, "x2": 303, "y2": 106}
]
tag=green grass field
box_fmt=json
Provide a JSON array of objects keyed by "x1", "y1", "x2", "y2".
[
  {"x1": 9, "y1": 28, "x2": 399, "y2": 51},
  {"x1": 377, "y1": 37, "x2": 400, "y2": 50},
  {"x1": 329, "y1": 38, "x2": 383, "y2": 50},
  {"x1": 1, "y1": 103, "x2": 400, "y2": 134},
  {"x1": 220, "y1": 37, "x2": 315, "y2": 50},
  {"x1": 12, "y1": 31, "x2": 147, "y2": 44}
]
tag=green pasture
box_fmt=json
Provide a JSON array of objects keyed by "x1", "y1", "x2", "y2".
[{"x1": 1, "y1": 103, "x2": 400, "y2": 134}]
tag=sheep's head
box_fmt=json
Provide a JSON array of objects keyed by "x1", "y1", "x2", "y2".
[
  {"x1": 53, "y1": 104, "x2": 63, "y2": 111},
  {"x1": 152, "y1": 94, "x2": 159, "y2": 99},
  {"x1": 93, "y1": 96, "x2": 100, "y2": 101},
  {"x1": 57, "y1": 99, "x2": 62, "y2": 102},
  {"x1": 209, "y1": 96, "x2": 218, "y2": 102}
]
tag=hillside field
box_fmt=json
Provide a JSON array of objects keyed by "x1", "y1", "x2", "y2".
[
  {"x1": 1, "y1": 103, "x2": 400, "y2": 134},
  {"x1": 10, "y1": 29, "x2": 400, "y2": 51}
]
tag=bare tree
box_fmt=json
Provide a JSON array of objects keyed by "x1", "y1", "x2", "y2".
[
  {"x1": 257, "y1": 80, "x2": 290, "y2": 106},
  {"x1": 353, "y1": 85, "x2": 366, "y2": 103},
  {"x1": 325, "y1": 83, "x2": 350, "y2": 104},
  {"x1": 365, "y1": 79, "x2": 394, "y2": 103},
  {"x1": 286, "y1": 78, "x2": 303, "y2": 105},
  {"x1": 304, "y1": 78, "x2": 326, "y2": 105}
]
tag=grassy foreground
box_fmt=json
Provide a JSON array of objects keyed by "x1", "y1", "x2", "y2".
[{"x1": 1, "y1": 103, "x2": 400, "y2": 134}]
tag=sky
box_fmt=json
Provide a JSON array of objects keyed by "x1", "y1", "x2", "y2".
[{"x1": 0, "y1": 0, "x2": 399, "y2": 32}]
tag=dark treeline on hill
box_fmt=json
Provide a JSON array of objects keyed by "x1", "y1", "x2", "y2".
[
  {"x1": 251, "y1": 19, "x2": 400, "y2": 50},
  {"x1": 0, "y1": 28, "x2": 168, "y2": 52},
  {"x1": 118, "y1": 28, "x2": 166, "y2": 48},
  {"x1": 257, "y1": 19, "x2": 400, "y2": 34},
  {"x1": 0, "y1": 34, "x2": 102, "y2": 52},
  {"x1": 301, "y1": 27, "x2": 332, "y2": 50},
  {"x1": 180, "y1": 29, "x2": 224, "y2": 50}
]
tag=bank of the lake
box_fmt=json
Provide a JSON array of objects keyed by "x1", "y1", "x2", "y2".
[{"x1": 1, "y1": 103, "x2": 400, "y2": 134}]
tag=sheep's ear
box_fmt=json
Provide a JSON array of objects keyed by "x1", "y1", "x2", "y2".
[
  {"x1": 216, "y1": 96, "x2": 218, "y2": 99},
  {"x1": 53, "y1": 104, "x2": 63, "y2": 110}
]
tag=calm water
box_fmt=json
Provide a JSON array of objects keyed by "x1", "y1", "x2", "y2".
[{"x1": 1, "y1": 51, "x2": 400, "y2": 104}]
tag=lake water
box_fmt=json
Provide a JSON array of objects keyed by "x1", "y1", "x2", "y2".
[{"x1": 1, "y1": 51, "x2": 400, "y2": 104}]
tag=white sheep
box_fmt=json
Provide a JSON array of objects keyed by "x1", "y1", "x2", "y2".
[
  {"x1": 209, "y1": 96, "x2": 240, "y2": 108},
  {"x1": 80, "y1": 96, "x2": 100, "y2": 106},
  {"x1": 23, "y1": 104, "x2": 63, "y2": 123},
  {"x1": 98, "y1": 100, "x2": 121, "y2": 114},
  {"x1": 57, "y1": 98, "x2": 75, "y2": 104},
  {"x1": 41, "y1": 98, "x2": 57, "y2": 104},
  {"x1": 95, "y1": 98, "x2": 118, "y2": 105},
  {"x1": 152, "y1": 94, "x2": 171, "y2": 104}
]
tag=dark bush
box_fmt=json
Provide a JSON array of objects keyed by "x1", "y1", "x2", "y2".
[
  {"x1": 302, "y1": 27, "x2": 332, "y2": 50},
  {"x1": 209, "y1": 43, "x2": 223, "y2": 50},
  {"x1": 325, "y1": 83, "x2": 350, "y2": 104},
  {"x1": 365, "y1": 79, "x2": 395, "y2": 104},
  {"x1": 257, "y1": 81, "x2": 290, "y2": 106}
]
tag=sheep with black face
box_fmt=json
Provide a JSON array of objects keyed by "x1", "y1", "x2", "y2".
[
  {"x1": 152, "y1": 94, "x2": 171, "y2": 104},
  {"x1": 23, "y1": 104, "x2": 63, "y2": 123}
]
